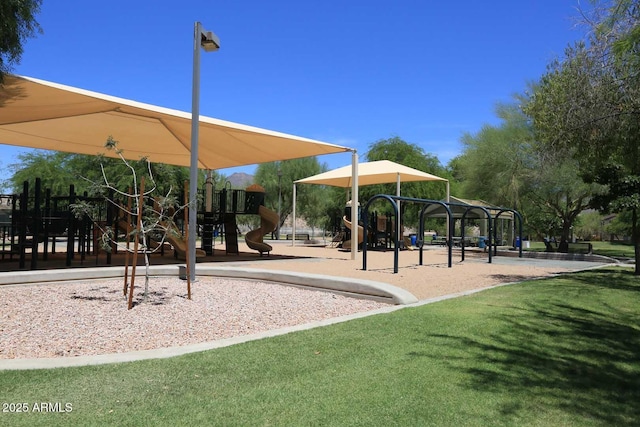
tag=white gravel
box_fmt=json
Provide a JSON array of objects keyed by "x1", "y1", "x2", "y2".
[{"x1": 0, "y1": 277, "x2": 388, "y2": 359}]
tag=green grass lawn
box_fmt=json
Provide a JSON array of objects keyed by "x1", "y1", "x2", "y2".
[
  {"x1": 2, "y1": 267, "x2": 639, "y2": 426},
  {"x1": 526, "y1": 240, "x2": 635, "y2": 258}
]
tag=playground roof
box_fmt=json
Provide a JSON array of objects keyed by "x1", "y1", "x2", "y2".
[
  {"x1": 0, "y1": 75, "x2": 352, "y2": 170},
  {"x1": 423, "y1": 196, "x2": 515, "y2": 219},
  {"x1": 295, "y1": 160, "x2": 447, "y2": 188}
]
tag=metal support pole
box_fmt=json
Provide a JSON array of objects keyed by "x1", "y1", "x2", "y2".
[
  {"x1": 350, "y1": 150, "x2": 358, "y2": 261},
  {"x1": 277, "y1": 167, "x2": 282, "y2": 240},
  {"x1": 188, "y1": 21, "x2": 203, "y2": 282},
  {"x1": 292, "y1": 184, "x2": 297, "y2": 247}
]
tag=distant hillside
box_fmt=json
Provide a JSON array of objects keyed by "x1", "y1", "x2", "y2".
[{"x1": 226, "y1": 172, "x2": 254, "y2": 188}]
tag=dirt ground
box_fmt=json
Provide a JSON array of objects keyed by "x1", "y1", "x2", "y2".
[
  {"x1": 0, "y1": 238, "x2": 607, "y2": 302},
  {"x1": 223, "y1": 241, "x2": 599, "y2": 301}
]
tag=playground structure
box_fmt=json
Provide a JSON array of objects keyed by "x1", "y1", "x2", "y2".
[
  {"x1": 0, "y1": 174, "x2": 521, "y2": 278},
  {"x1": 0, "y1": 178, "x2": 279, "y2": 271},
  {"x1": 341, "y1": 216, "x2": 364, "y2": 251},
  {"x1": 0, "y1": 179, "x2": 110, "y2": 270},
  {"x1": 245, "y1": 205, "x2": 280, "y2": 256}
]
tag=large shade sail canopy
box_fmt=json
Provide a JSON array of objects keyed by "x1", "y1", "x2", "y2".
[
  {"x1": 295, "y1": 160, "x2": 447, "y2": 187},
  {"x1": 0, "y1": 75, "x2": 351, "y2": 169}
]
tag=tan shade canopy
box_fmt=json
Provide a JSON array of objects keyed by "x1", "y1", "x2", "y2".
[
  {"x1": 295, "y1": 160, "x2": 447, "y2": 187},
  {"x1": 291, "y1": 159, "x2": 448, "y2": 254},
  {"x1": 0, "y1": 75, "x2": 351, "y2": 169}
]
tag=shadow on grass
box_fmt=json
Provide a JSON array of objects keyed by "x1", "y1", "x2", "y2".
[
  {"x1": 411, "y1": 269, "x2": 640, "y2": 425},
  {"x1": 489, "y1": 273, "x2": 540, "y2": 283}
]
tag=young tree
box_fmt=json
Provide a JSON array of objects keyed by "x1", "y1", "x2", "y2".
[
  {"x1": 0, "y1": 0, "x2": 42, "y2": 83},
  {"x1": 72, "y1": 138, "x2": 188, "y2": 308}
]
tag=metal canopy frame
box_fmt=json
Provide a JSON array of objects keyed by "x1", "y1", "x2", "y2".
[{"x1": 360, "y1": 194, "x2": 523, "y2": 274}]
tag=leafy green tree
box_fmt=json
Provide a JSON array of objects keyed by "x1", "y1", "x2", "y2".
[
  {"x1": 254, "y1": 157, "x2": 327, "y2": 235},
  {"x1": 302, "y1": 187, "x2": 331, "y2": 238},
  {"x1": 9, "y1": 151, "x2": 78, "y2": 195},
  {"x1": 597, "y1": 0, "x2": 640, "y2": 63},
  {"x1": 606, "y1": 210, "x2": 633, "y2": 240},
  {"x1": 457, "y1": 103, "x2": 533, "y2": 211},
  {"x1": 458, "y1": 101, "x2": 596, "y2": 248},
  {"x1": 523, "y1": 4, "x2": 640, "y2": 271},
  {"x1": 574, "y1": 210, "x2": 605, "y2": 241},
  {"x1": 362, "y1": 137, "x2": 452, "y2": 228},
  {"x1": 0, "y1": 0, "x2": 42, "y2": 83},
  {"x1": 8, "y1": 146, "x2": 199, "y2": 200},
  {"x1": 365, "y1": 136, "x2": 450, "y2": 199}
]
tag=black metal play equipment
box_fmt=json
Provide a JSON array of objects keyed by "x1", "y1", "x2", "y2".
[
  {"x1": 0, "y1": 178, "x2": 272, "y2": 270},
  {"x1": 361, "y1": 194, "x2": 523, "y2": 274}
]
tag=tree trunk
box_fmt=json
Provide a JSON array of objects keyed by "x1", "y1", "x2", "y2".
[
  {"x1": 558, "y1": 220, "x2": 571, "y2": 253},
  {"x1": 143, "y1": 235, "x2": 150, "y2": 301},
  {"x1": 633, "y1": 208, "x2": 639, "y2": 276}
]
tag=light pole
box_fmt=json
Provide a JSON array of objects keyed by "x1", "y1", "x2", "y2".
[
  {"x1": 189, "y1": 22, "x2": 219, "y2": 281},
  {"x1": 277, "y1": 166, "x2": 282, "y2": 240}
]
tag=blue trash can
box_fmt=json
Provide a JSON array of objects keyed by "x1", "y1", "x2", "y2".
[
  {"x1": 515, "y1": 236, "x2": 521, "y2": 248},
  {"x1": 410, "y1": 234, "x2": 417, "y2": 246},
  {"x1": 478, "y1": 236, "x2": 486, "y2": 249}
]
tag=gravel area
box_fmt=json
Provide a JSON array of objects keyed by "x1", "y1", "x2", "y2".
[
  {"x1": 0, "y1": 243, "x2": 609, "y2": 361},
  {"x1": 0, "y1": 277, "x2": 388, "y2": 359}
]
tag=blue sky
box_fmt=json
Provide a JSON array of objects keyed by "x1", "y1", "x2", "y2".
[{"x1": 2, "y1": 0, "x2": 589, "y2": 184}]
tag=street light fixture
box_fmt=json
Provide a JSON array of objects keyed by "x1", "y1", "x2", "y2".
[
  {"x1": 189, "y1": 21, "x2": 219, "y2": 281},
  {"x1": 200, "y1": 30, "x2": 220, "y2": 52}
]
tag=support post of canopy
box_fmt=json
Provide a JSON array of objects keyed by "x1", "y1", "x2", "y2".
[
  {"x1": 351, "y1": 150, "x2": 358, "y2": 261},
  {"x1": 292, "y1": 183, "x2": 297, "y2": 247}
]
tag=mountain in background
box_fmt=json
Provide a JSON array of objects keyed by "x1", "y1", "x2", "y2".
[{"x1": 226, "y1": 172, "x2": 255, "y2": 188}]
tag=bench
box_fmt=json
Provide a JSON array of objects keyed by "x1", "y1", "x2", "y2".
[
  {"x1": 286, "y1": 233, "x2": 310, "y2": 241},
  {"x1": 568, "y1": 242, "x2": 593, "y2": 254},
  {"x1": 431, "y1": 237, "x2": 447, "y2": 246},
  {"x1": 544, "y1": 240, "x2": 592, "y2": 254}
]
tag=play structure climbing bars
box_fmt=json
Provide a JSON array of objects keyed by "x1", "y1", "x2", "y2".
[
  {"x1": 360, "y1": 194, "x2": 523, "y2": 274},
  {"x1": 0, "y1": 179, "x2": 281, "y2": 271}
]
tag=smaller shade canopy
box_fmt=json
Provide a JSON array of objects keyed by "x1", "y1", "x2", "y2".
[
  {"x1": 295, "y1": 160, "x2": 447, "y2": 187},
  {"x1": 291, "y1": 159, "x2": 448, "y2": 252}
]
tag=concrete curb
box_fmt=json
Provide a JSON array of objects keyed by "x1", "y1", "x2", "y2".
[
  {"x1": 0, "y1": 265, "x2": 417, "y2": 305},
  {"x1": 0, "y1": 265, "x2": 418, "y2": 370},
  {"x1": 0, "y1": 304, "x2": 405, "y2": 370}
]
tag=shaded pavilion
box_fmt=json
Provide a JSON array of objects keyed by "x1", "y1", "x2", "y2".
[
  {"x1": 293, "y1": 160, "x2": 449, "y2": 248},
  {"x1": 0, "y1": 75, "x2": 354, "y2": 271}
]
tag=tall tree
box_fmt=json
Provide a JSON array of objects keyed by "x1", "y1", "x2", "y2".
[
  {"x1": 363, "y1": 137, "x2": 452, "y2": 228},
  {"x1": 8, "y1": 147, "x2": 199, "y2": 199},
  {"x1": 457, "y1": 101, "x2": 596, "y2": 247},
  {"x1": 457, "y1": 103, "x2": 533, "y2": 211},
  {"x1": 254, "y1": 157, "x2": 327, "y2": 234},
  {"x1": 0, "y1": 0, "x2": 42, "y2": 83},
  {"x1": 365, "y1": 136, "x2": 450, "y2": 200},
  {"x1": 524, "y1": 1, "x2": 640, "y2": 271}
]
